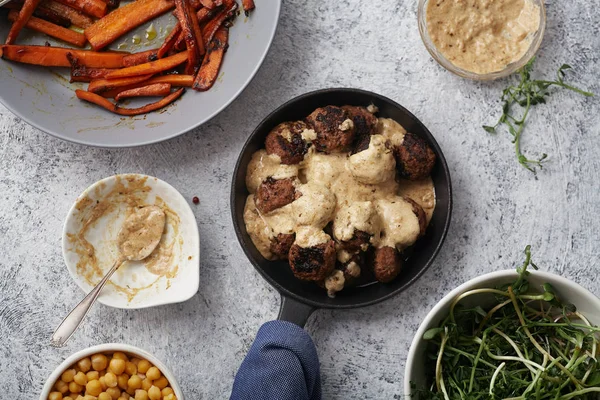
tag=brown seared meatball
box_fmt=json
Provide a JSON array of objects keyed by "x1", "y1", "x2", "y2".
[
  {"x1": 306, "y1": 106, "x2": 356, "y2": 153},
  {"x1": 270, "y1": 233, "x2": 295, "y2": 260},
  {"x1": 403, "y1": 197, "x2": 427, "y2": 237},
  {"x1": 342, "y1": 105, "x2": 378, "y2": 149},
  {"x1": 255, "y1": 177, "x2": 300, "y2": 214},
  {"x1": 394, "y1": 133, "x2": 436, "y2": 180},
  {"x1": 289, "y1": 240, "x2": 336, "y2": 281},
  {"x1": 265, "y1": 121, "x2": 311, "y2": 165},
  {"x1": 340, "y1": 230, "x2": 372, "y2": 253},
  {"x1": 373, "y1": 246, "x2": 402, "y2": 283}
]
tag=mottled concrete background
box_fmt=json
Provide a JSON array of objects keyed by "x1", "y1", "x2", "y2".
[{"x1": 1, "y1": 1, "x2": 599, "y2": 399}]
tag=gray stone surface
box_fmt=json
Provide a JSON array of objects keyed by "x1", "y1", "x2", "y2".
[{"x1": 1, "y1": 0, "x2": 599, "y2": 398}]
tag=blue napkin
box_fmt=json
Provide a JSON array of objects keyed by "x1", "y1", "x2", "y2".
[{"x1": 230, "y1": 320, "x2": 322, "y2": 400}]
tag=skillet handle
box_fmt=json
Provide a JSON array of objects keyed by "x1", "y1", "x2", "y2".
[{"x1": 277, "y1": 295, "x2": 315, "y2": 328}]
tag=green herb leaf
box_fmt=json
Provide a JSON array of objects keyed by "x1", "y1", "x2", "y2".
[
  {"x1": 483, "y1": 125, "x2": 496, "y2": 133},
  {"x1": 423, "y1": 327, "x2": 445, "y2": 340}
]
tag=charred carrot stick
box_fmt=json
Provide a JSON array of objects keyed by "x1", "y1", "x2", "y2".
[
  {"x1": 202, "y1": 1, "x2": 236, "y2": 47},
  {"x1": 7, "y1": 10, "x2": 87, "y2": 47},
  {"x1": 5, "y1": 0, "x2": 42, "y2": 44},
  {"x1": 4, "y1": 1, "x2": 71, "y2": 27},
  {"x1": 100, "y1": 75, "x2": 194, "y2": 98},
  {"x1": 88, "y1": 74, "x2": 152, "y2": 93},
  {"x1": 54, "y1": 0, "x2": 106, "y2": 18},
  {"x1": 115, "y1": 83, "x2": 171, "y2": 101},
  {"x1": 75, "y1": 88, "x2": 185, "y2": 116},
  {"x1": 67, "y1": 53, "x2": 115, "y2": 82},
  {"x1": 122, "y1": 49, "x2": 159, "y2": 67},
  {"x1": 173, "y1": 0, "x2": 202, "y2": 75},
  {"x1": 241, "y1": 0, "x2": 254, "y2": 15},
  {"x1": 104, "y1": 51, "x2": 187, "y2": 79},
  {"x1": 0, "y1": 45, "x2": 126, "y2": 67},
  {"x1": 173, "y1": 6, "x2": 220, "y2": 51},
  {"x1": 157, "y1": 24, "x2": 181, "y2": 59},
  {"x1": 193, "y1": 27, "x2": 227, "y2": 91},
  {"x1": 42, "y1": 0, "x2": 94, "y2": 29},
  {"x1": 188, "y1": 2, "x2": 205, "y2": 55},
  {"x1": 84, "y1": 0, "x2": 174, "y2": 50}
]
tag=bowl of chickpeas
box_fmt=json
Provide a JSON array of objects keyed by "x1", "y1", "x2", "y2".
[{"x1": 40, "y1": 344, "x2": 183, "y2": 400}]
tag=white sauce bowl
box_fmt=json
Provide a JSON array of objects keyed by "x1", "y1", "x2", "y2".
[
  {"x1": 404, "y1": 269, "x2": 600, "y2": 396},
  {"x1": 39, "y1": 343, "x2": 184, "y2": 400}
]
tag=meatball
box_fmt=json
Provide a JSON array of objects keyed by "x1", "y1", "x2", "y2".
[
  {"x1": 373, "y1": 246, "x2": 402, "y2": 283},
  {"x1": 342, "y1": 105, "x2": 378, "y2": 137},
  {"x1": 265, "y1": 121, "x2": 311, "y2": 165},
  {"x1": 289, "y1": 240, "x2": 336, "y2": 281},
  {"x1": 393, "y1": 132, "x2": 436, "y2": 180},
  {"x1": 269, "y1": 233, "x2": 295, "y2": 260},
  {"x1": 255, "y1": 177, "x2": 300, "y2": 214},
  {"x1": 306, "y1": 106, "x2": 356, "y2": 153},
  {"x1": 403, "y1": 197, "x2": 427, "y2": 237},
  {"x1": 340, "y1": 230, "x2": 371, "y2": 253}
]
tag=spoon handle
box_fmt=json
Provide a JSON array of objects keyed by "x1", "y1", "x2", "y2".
[{"x1": 51, "y1": 258, "x2": 123, "y2": 347}]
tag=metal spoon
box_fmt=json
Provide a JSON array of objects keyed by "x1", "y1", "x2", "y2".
[{"x1": 51, "y1": 205, "x2": 166, "y2": 347}]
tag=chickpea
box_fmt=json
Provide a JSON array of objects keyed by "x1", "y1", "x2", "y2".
[
  {"x1": 134, "y1": 390, "x2": 149, "y2": 400},
  {"x1": 141, "y1": 378, "x2": 153, "y2": 392},
  {"x1": 86, "y1": 371, "x2": 100, "y2": 381},
  {"x1": 163, "y1": 394, "x2": 176, "y2": 400},
  {"x1": 145, "y1": 367, "x2": 160, "y2": 381},
  {"x1": 98, "y1": 393, "x2": 112, "y2": 400},
  {"x1": 117, "y1": 397, "x2": 129, "y2": 400},
  {"x1": 127, "y1": 374, "x2": 142, "y2": 390},
  {"x1": 161, "y1": 387, "x2": 174, "y2": 396},
  {"x1": 117, "y1": 374, "x2": 129, "y2": 390},
  {"x1": 137, "y1": 360, "x2": 151, "y2": 374},
  {"x1": 99, "y1": 376, "x2": 107, "y2": 391},
  {"x1": 82, "y1": 396, "x2": 98, "y2": 400},
  {"x1": 91, "y1": 354, "x2": 108, "y2": 371},
  {"x1": 49, "y1": 392, "x2": 63, "y2": 400},
  {"x1": 74, "y1": 371, "x2": 88, "y2": 386},
  {"x1": 130, "y1": 358, "x2": 140, "y2": 366},
  {"x1": 86, "y1": 379, "x2": 103, "y2": 397},
  {"x1": 153, "y1": 377, "x2": 168, "y2": 390},
  {"x1": 105, "y1": 387, "x2": 121, "y2": 400},
  {"x1": 63, "y1": 397, "x2": 74, "y2": 400},
  {"x1": 68, "y1": 382, "x2": 83, "y2": 393},
  {"x1": 61, "y1": 369, "x2": 77, "y2": 383},
  {"x1": 55, "y1": 380, "x2": 69, "y2": 394},
  {"x1": 112, "y1": 352, "x2": 128, "y2": 361},
  {"x1": 109, "y1": 359, "x2": 126, "y2": 375},
  {"x1": 147, "y1": 386, "x2": 161, "y2": 400},
  {"x1": 124, "y1": 362, "x2": 137, "y2": 376},
  {"x1": 126, "y1": 387, "x2": 136, "y2": 396},
  {"x1": 77, "y1": 358, "x2": 92, "y2": 373}
]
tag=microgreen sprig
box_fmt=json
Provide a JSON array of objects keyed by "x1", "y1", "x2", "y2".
[
  {"x1": 413, "y1": 246, "x2": 600, "y2": 399},
  {"x1": 483, "y1": 58, "x2": 594, "y2": 173}
]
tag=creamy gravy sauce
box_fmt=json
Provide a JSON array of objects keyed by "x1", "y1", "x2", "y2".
[
  {"x1": 117, "y1": 206, "x2": 165, "y2": 260},
  {"x1": 244, "y1": 117, "x2": 436, "y2": 261},
  {"x1": 426, "y1": 0, "x2": 541, "y2": 74}
]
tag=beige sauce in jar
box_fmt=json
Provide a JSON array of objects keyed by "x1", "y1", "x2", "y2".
[{"x1": 426, "y1": 0, "x2": 541, "y2": 74}]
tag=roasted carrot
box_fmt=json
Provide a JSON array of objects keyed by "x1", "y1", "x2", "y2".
[
  {"x1": 5, "y1": 0, "x2": 42, "y2": 44},
  {"x1": 115, "y1": 83, "x2": 172, "y2": 101},
  {"x1": 173, "y1": 6, "x2": 220, "y2": 51},
  {"x1": 88, "y1": 74, "x2": 152, "y2": 93},
  {"x1": 193, "y1": 27, "x2": 227, "y2": 91},
  {"x1": 42, "y1": 0, "x2": 94, "y2": 29},
  {"x1": 67, "y1": 53, "x2": 115, "y2": 82},
  {"x1": 202, "y1": 1, "x2": 236, "y2": 47},
  {"x1": 104, "y1": 51, "x2": 188, "y2": 79},
  {"x1": 75, "y1": 88, "x2": 185, "y2": 116},
  {"x1": 157, "y1": 24, "x2": 181, "y2": 58},
  {"x1": 99, "y1": 75, "x2": 194, "y2": 98},
  {"x1": 4, "y1": 1, "x2": 71, "y2": 27},
  {"x1": 7, "y1": 10, "x2": 87, "y2": 47},
  {"x1": 188, "y1": 2, "x2": 206, "y2": 55},
  {"x1": 174, "y1": 0, "x2": 202, "y2": 75},
  {"x1": 241, "y1": 0, "x2": 254, "y2": 15},
  {"x1": 122, "y1": 49, "x2": 159, "y2": 67},
  {"x1": 199, "y1": 0, "x2": 214, "y2": 8},
  {"x1": 0, "y1": 45, "x2": 126, "y2": 67},
  {"x1": 54, "y1": 0, "x2": 106, "y2": 18},
  {"x1": 102, "y1": 0, "x2": 120, "y2": 10},
  {"x1": 84, "y1": 0, "x2": 174, "y2": 50}
]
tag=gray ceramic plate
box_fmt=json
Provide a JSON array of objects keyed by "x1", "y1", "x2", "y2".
[{"x1": 0, "y1": 1, "x2": 280, "y2": 147}]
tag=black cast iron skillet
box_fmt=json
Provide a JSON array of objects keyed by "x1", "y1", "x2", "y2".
[{"x1": 231, "y1": 88, "x2": 452, "y2": 328}]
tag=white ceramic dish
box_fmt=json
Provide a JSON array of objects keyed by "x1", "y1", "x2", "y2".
[
  {"x1": 62, "y1": 174, "x2": 199, "y2": 309},
  {"x1": 404, "y1": 270, "x2": 600, "y2": 397},
  {"x1": 0, "y1": 1, "x2": 281, "y2": 147},
  {"x1": 40, "y1": 343, "x2": 184, "y2": 399}
]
